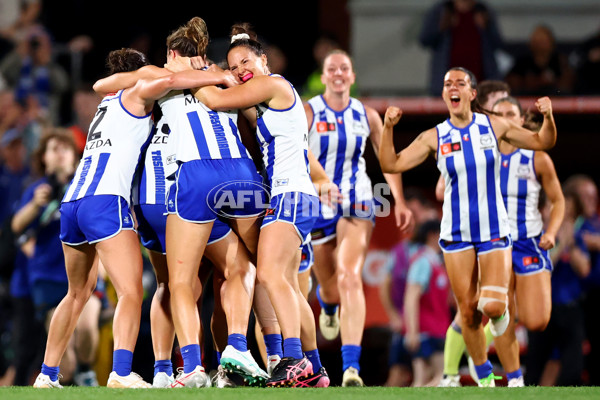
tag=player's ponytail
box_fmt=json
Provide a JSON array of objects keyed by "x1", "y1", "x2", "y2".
[
  {"x1": 186, "y1": 17, "x2": 209, "y2": 58},
  {"x1": 228, "y1": 22, "x2": 263, "y2": 57},
  {"x1": 167, "y1": 16, "x2": 209, "y2": 58}
]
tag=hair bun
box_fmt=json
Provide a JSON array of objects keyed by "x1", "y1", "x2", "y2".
[{"x1": 231, "y1": 33, "x2": 250, "y2": 43}]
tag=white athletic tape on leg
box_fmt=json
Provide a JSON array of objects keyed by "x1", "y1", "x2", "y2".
[
  {"x1": 480, "y1": 285, "x2": 508, "y2": 294},
  {"x1": 477, "y1": 285, "x2": 508, "y2": 313}
]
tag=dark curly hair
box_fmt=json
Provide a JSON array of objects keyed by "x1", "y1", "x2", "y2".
[{"x1": 106, "y1": 48, "x2": 149, "y2": 75}]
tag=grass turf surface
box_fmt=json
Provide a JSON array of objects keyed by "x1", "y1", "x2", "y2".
[{"x1": 1, "y1": 386, "x2": 599, "y2": 400}]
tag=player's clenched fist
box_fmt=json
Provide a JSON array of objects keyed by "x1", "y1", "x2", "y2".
[
  {"x1": 384, "y1": 106, "x2": 402, "y2": 127},
  {"x1": 535, "y1": 96, "x2": 553, "y2": 117}
]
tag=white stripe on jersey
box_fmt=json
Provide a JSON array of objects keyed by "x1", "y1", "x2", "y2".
[
  {"x1": 64, "y1": 90, "x2": 153, "y2": 205},
  {"x1": 133, "y1": 117, "x2": 175, "y2": 206},
  {"x1": 436, "y1": 113, "x2": 509, "y2": 242},
  {"x1": 255, "y1": 75, "x2": 317, "y2": 198},
  {"x1": 307, "y1": 95, "x2": 372, "y2": 218},
  {"x1": 500, "y1": 149, "x2": 543, "y2": 240},
  {"x1": 158, "y1": 90, "x2": 251, "y2": 164}
]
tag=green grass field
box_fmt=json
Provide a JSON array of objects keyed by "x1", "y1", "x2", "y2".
[{"x1": 1, "y1": 386, "x2": 599, "y2": 400}]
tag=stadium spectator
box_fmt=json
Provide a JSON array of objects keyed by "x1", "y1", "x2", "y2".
[
  {"x1": 572, "y1": 26, "x2": 600, "y2": 95},
  {"x1": 505, "y1": 24, "x2": 574, "y2": 96},
  {"x1": 0, "y1": 128, "x2": 39, "y2": 387},
  {"x1": 380, "y1": 187, "x2": 440, "y2": 387},
  {"x1": 0, "y1": 25, "x2": 69, "y2": 126},
  {"x1": 11, "y1": 129, "x2": 101, "y2": 386},
  {"x1": 419, "y1": 0, "x2": 504, "y2": 96},
  {"x1": 525, "y1": 185, "x2": 589, "y2": 386},
  {"x1": 567, "y1": 174, "x2": 600, "y2": 385},
  {"x1": 66, "y1": 84, "x2": 101, "y2": 153},
  {"x1": 403, "y1": 219, "x2": 450, "y2": 387},
  {"x1": 0, "y1": 0, "x2": 41, "y2": 60}
]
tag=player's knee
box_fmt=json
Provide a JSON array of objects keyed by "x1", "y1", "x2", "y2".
[
  {"x1": 226, "y1": 261, "x2": 256, "y2": 281},
  {"x1": 67, "y1": 285, "x2": 94, "y2": 304},
  {"x1": 319, "y1": 283, "x2": 340, "y2": 304},
  {"x1": 256, "y1": 267, "x2": 283, "y2": 288},
  {"x1": 459, "y1": 304, "x2": 481, "y2": 329},
  {"x1": 477, "y1": 296, "x2": 506, "y2": 319},
  {"x1": 255, "y1": 268, "x2": 270, "y2": 286},
  {"x1": 482, "y1": 302, "x2": 505, "y2": 319},
  {"x1": 478, "y1": 286, "x2": 508, "y2": 319},
  {"x1": 522, "y1": 314, "x2": 549, "y2": 332},
  {"x1": 337, "y1": 270, "x2": 362, "y2": 292}
]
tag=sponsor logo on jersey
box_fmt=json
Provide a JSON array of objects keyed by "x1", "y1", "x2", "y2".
[
  {"x1": 490, "y1": 237, "x2": 507, "y2": 247},
  {"x1": 480, "y1": 135, "x2": 494, "y2": 149},
  {"x1": 502, "y1": 160, "x2": 509, "y2": 168},
  {"x1": 152, "y1": 150, "x2": 166, "y2": 200},
  {"x1": 316, "y1": 121, "x2": 336, "y2": 133},
  {"x1": 85, "y1": 138, "x2": 112, "y2": 150},
  {"x1": 441, "y1": 142, "x2": 462, "y2": 155},
  {"x1": 275, "y1": 178, "x2": 289, "y2": 187},
  {"x1": 184, "y1": 91, "x2": 201, "y2": 106},
  {"x1": 517, "y1": 165, "x2": 531, "y2": 179},
  {"x1": 152, "y1": 135, "x2": 169, "y2": 144},
  {"x1": 523, "y1": 256, "x2": 540, "y2": 267}
]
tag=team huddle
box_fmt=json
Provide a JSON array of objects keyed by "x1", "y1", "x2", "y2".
[{"x1": 31, "y1": 15, "x2": 558, "y2": 389}]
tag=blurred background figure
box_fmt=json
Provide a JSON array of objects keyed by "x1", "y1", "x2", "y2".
[
  {"x1": 379, "y1": 234, "x2": 412, "y2": 387},
  {"x1": 264, "y1": 43, "x2": 288, "y2": 76},
  {"x1": 11, "y1": 129, "x2": 101, "y2": 386},
  {"x1": 0, "y1": 0, "x2": 41, "y2": 60},
  {"x1": 0, "y1": 127, "x2": 36, "y2": 387},
  {"x1": 567, "y1": 175, "x2": 600, "y2": 386},
  {"x1": 419, "y1": 0, "x2": 504, "y2": 96},
  {"x1": 0, "y1": 128, "x2": 30, "y2": 231},
  {"x1": 572, "y1": 26, "x2": 600, "y2": 95},
  {"x1": 505, "y1": 24, "x2": 574, "y2": 96},
  {"x1": 65, "y1": 84, "x2": 101, "y2": 153},
  {"x1": 0, "y1": 25, "x2": 69, "y2": 126},
  {"x1": 379, "y1": 187, "x2": 440, "y2": 387},
  {"x1": 402, "y1": 219, "x2": 450, "y2": 387},
  {"x1": 525, "y1": 186, "x2": 589, "y2": 386}
]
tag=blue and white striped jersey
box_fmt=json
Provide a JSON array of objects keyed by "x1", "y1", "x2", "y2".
[
  {"x1": 307, "y1": 95, "x2": 372, "y2": 218},
  {"x1": 499, "y1": 149, "x2": 543, "y2": 240},
  {"x1": 133, "y1": 117, "x2": 176, "y2": 206},
  {"x1": 255, "y1": 75, "x2": 317, "y2": 197},
  {"x1": 436, "y1": 112, "x2": 509, "y2": 242},
  {"x1": 63, "y1": 90, "x2": 153, "y2": 205},
  {"x1": 158, "y1": 89, "x2": 250, "y2": 167}
]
